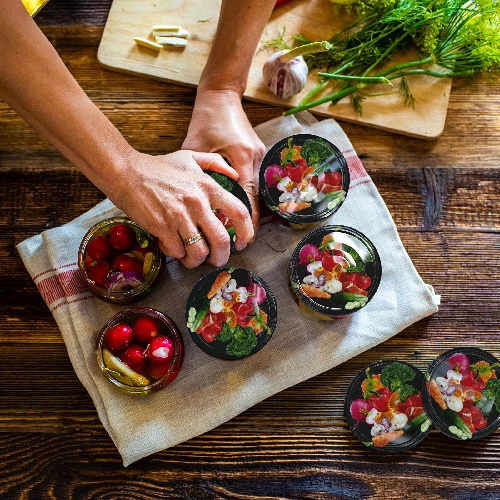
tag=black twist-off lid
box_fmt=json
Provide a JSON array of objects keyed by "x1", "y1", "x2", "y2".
[
  {"x1": 208, "y1": 172, "x2": 252, "y2": 254},
  {"x1": 185, "y1": 267, "x2": 277, "y2": 360},
  {"x1": 259, "y1": 134, "x2": 350, "y2": 225},
  {"x1": 289, "y1": 225, "x2": 382, "y2": 317},
  {"x1": 423, "y1": 347, "x2": 500, "y2": 441},
  {"x1": 345, "y1": 360, "x2": 432, "y2": 453}
]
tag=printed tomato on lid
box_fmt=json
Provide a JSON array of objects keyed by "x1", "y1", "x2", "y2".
[
  {"x1": 423, "y1": 347, "x2": 500, "y2": 441},
  {"x1": 185, "y1": 267, "x2": 277, "y2": 360},
  {"x1": 259, "y1": 134, "x2": 350, "y2": 229},
  {"x1": 289, "y1": 225, "x2": 382, "y2": 320},
  {"x1": 345, "y1": 361, "x2": 432, "y2": 453},
  {"x1": 208, "y1": 172, "x2": 252, "y2": 254}
]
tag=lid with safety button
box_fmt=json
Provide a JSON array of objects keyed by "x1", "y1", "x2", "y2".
[{"x1": 345, "y1": 360, "x2": 432, "y2": 452}]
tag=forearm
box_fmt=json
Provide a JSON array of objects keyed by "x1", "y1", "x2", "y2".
[
  {"x1": 199, "y1": 0, "x2": 276, "y2": 96},
  {"x1": 0, "y1": 0, "x2": 132, "y2": 199}
]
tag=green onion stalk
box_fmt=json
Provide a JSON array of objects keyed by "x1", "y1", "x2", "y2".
[{"x1": 285, "y1": 0, "x2": 500, "y2": 116}]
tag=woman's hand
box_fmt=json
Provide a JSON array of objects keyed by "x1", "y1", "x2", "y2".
[
  {"x1": 111, "y1": 149, "x2": 254, "y2": 269},
  {"x1": 182, "y1": 89, "x2": 266, "y2": 235}
]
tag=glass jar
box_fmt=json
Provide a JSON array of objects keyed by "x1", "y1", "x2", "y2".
[
  {"x1": 185, "y1": 267, "x2": 278, "y2": 360},
  {"x1": 289, "y1": 225, "x2": 382, "y2": 319},
  {"x1": 423, "y1": 347, "x2": 500, "y2": 441},
  {"x1": 208, "y1": 172, "x2": 252, "y2": 253},
  {"x1": 78, "y1": 217, "x2": 165, "y2": 304},
  {"x1": 345, "y1": 360, "x2": 432, "y2": 452},
  {"x1": 259, "y1": 133, "x2": 350, "y2": 230},
  {"x1": 96, "y1": 307, "x2": 184, "y2": 395}
]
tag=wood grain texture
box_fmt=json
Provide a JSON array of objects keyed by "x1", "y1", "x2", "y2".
[
  {"x1": 97, "y1": 0, "x2": 452, "y2": 139},
  {"x1": 1, "y1": 0, "x2": 499, "y2": 498}
]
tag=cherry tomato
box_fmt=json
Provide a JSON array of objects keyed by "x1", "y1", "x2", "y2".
[
  {"x1": 350, "y1": 273, "x2": 372, "y2": 290},
  {"x1": 324, "y1": 171, "x2": 342, "y2": 186}
]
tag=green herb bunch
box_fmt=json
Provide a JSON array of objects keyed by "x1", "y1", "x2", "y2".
[{"x1": 280, "y1": 0, "x2": 500, "y2": 115}]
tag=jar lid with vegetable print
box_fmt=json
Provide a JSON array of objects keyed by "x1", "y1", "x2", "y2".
[
  {"x1": 345, "y1": 361, "x2": 432, "y2": 453},
  {"x1": 185, "y1": 267, "x2": 277, "y2": 360},
  {"x1": 289, "y1": 225, "x2": 382, "y2": 320},
  {"x1": 259, "y1": 134, "x2": 350, "y2": 229},
  {"x1": 423, "y1": 347, "x2": 500, "y2": 441}
]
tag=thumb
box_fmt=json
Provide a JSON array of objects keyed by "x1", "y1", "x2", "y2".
[{"x1": 191, "y1": 151, "x2": 239, "y2": 181}]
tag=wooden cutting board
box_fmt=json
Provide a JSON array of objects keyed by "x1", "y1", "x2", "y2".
[{"x1": 97, "y1": 0, "x2": 452, "y2": 140}]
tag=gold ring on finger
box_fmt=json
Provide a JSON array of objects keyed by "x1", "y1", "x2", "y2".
[{"x1": 184, "y1": 232, "x2": 203, "y2": 246}]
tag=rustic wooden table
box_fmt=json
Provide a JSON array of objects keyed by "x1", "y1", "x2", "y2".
[{"x1": 1, "y1": 1, "x2": 499, "y2": 498}]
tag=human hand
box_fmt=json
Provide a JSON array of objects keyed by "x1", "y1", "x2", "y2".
[
  {"x1": 111, "y1": 150, "x2": 254, "y2": 269},
  {"x1": 182, "y1": 89, "x2": 266, "y2": 235}
]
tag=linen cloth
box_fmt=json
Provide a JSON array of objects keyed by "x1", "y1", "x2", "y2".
[{"x1": 17, "y1": 112, "x2": 439, "y2": 466}]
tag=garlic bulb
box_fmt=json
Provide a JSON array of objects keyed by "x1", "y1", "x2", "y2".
[
  {"x1": 262, "y1": 41, "x2": 331, "y2": 99},
  {"x1": 263, "y1": 50, "x2": 308, "y2": 99}
]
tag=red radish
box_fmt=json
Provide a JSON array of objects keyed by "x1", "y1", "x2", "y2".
[
  {"x1": 108, "y1": 224, "x2": 135, "y2": 250},
  {"x1": 350, "y1": 399, "x2": 373, "y2": 423},
  {"x1": 247, "y1": 282, "x2": 266, "y2": 305},
  {"x1": 87, "y1": 235, "x2": 110, "y2": 260},
  {"x1": 112, "y1": 254, "x2": 143, "y2": 274},
  {"x1": 121, "y1": 344, "x2": 146, "y2": 373},
  {"x1": 149, "y1": 360, "x2": 171, "y2": 379},
  {"x1": 147, "y1": 336, "x2": 174, "y2": 364},
  {"x1": 264, "y1": 164, "x2": 285, "y2": 187},
  {"x1": 132, "y1": 316, "x2": 159, "y2": 343},
  {"x1": 324, "y1": 171, "x2": 342, "y2": 186},
  {"x1": 448, "y1": 352, "x2": 470, "y2": 374},
  {"x1": 105, "y1": 323, "x2": 133, "y2": 351},
  {"x1": 87, "y1": 261, "x2": 110, "y2": 286},
  {"x1": 298, "y1": 244, "x2": 321, "y2": 265}
]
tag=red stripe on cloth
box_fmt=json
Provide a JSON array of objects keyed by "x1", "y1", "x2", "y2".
[
  {"x1": 36, "y1": 269, "x2": 88, "y2": 307},
  {"x1": 51, "y1": 295, "x2": 93, "y2": 312},
  {"x1": 33, "y1": 262, "x2": 78, "y2": 281},
  {"x1": 346, "y1": 155, "x2": 369, "y2": 181},
  {"x1": 350, "y1": 178, "x2": 373, "y2": 189}
]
